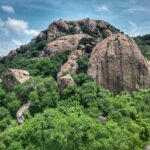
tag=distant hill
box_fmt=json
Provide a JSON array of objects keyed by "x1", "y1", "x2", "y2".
[{"x1": 134, "y1": 34, "x2": 150, "y2": 60}]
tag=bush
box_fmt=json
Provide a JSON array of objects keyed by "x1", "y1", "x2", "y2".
[
  {"x1": 82, "y1": 27, "x2": 100, "y2": 38},
  {"x1": 13, "y1": 76, "x2": 59, "y2": 114},
  {"x1": 79, "y1": 37, "x2": 95, "y2": 46},
  {"x1": 67, "y1": 27, "x2": 77, "y2": 34},
  {"x1": 77, "y1": 54, "x2": 89, "y2": 73},
  {"x1": 73, "y1": 73, "x2": 93, "y2": 86},
  {"x1": 101, "y1": 29, "x2": 110, "y2": 38}
]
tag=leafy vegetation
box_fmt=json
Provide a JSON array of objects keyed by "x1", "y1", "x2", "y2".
[
  {"x1": 67, "y1": 27, "x2": 78, "y2": 34},
  {"x1": 101, "y1": 29, "x2": 110, "y2": 38},
  {"x1": 79, "y1": 37, "x2": 95, "y2": 46},
  {"x1": 134, "y1": 34, "x2": 150, "y2": 60},
  {"x1": 0, "y1": 31, "x2": 150, "y2": 150},
  {"x1": 77, "y1": 53, "x2": 89, "y2": 73},
  {"x1": 0, "y1": 75, "x2": 150, "y2": 149},
  {"x1": 0, "y1": 50, "x2": 70, "y2": 78},
  {"x1": 81, "y1": 26, "x2": 100, "y2": 39}
]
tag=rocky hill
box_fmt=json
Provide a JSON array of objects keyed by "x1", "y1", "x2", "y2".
[
  {"x1": 88, "y1": 33, "x2": 150, "y2": 93},
  {"x1": 1, "y1": 18, "x2": 149, "y2": 93},
  {"x1": 0, "y1": 18, "x2": 150, "y2": 150}
]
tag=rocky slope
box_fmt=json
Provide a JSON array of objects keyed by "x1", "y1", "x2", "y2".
[
  {"x1": 40, "y1": 34, "x2": 89, "y2": 57},
  {"x1": 0, "y1": 18, "x2": 150, "y2": 93},
  {"x1": 36, "y1": 18, "x2": 119, "y2": 41},
  {"x1": 88, "y1": 33, "x2": 150, "y2": 93}
]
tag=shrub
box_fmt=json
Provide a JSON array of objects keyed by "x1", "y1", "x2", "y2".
[{"x1": 77, "y1": 54, "x2": 89, "y2": 73}]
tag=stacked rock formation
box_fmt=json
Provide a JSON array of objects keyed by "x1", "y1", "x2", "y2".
[{"x1": 58, "y1": 74, "x2": 75, "y2": 93}]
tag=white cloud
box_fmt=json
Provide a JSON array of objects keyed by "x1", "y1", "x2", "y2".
[
  {"x1": 0, "y1": 42, "x2": 15, "y2": 56},
  {"x1": 128, "y1": 21, "x2": 140, "y2": 37},
  {"x1": 2, "y1": 5, "x2": 15, "y2": 13},
  {"x1": 0, "y1": 19, "x2": 9, "y2": 35},
  {"x1": 12, "y1": 39, "x2": 24, "y2": 46},
  {"x1": 96, "y1": 5, "x2": 111, "y2": 13},
  {"x1": 125, "y1": 6, "x2": 148, "y2": 14},
  {"x1": 0, "y1": 18, "x2": 39, "y2": 56},
  {"x1": 6, "y1": 18, "x2": 39, "y2": 36},
  {"x1": 0, "y1": 19, "x2": 5, "y2": 27}
]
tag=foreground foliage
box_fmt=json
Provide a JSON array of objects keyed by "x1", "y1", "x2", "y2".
[
  {"x1": 0, "y1": 75, "x2": 150, "y2": 150},
  {"x1": 0, "y1": 36, "x2": 150, "y2": 150}
]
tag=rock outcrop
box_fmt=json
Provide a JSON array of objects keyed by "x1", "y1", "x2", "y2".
[
  {"x1": 1, "y1": 19, "x2": 119, "y2": 61},
  {"x1": 57, "y1": 50, "x2": 83, "y2": 79},
  {"x1": 1, "y1": 19, "x2": 150, "y2": 94},
  {"x1": 2, "y1": 69, "x2": 30, "y2": 90},
  {"x1": 145, "y1": 145, "x2": 150, "y2": 150},
  {"x1": 88, "y1": 33, "x2": 150, "y2": 93},
  {"x1": 16, "y1": 103, "x2": 31, "y2": 124},
  {"x1": 99, "y1": 116, "x2": 108, "y2": 123},
  {"x1": 58, "y1": 74, "x2": 75, "y2": 93},
  {"x1": 36, "y1": 30, "x2": 47, "y2": 41},
  {"x1": 8, "y1": 50, "x2": 17, "y2": 58},
  {"x1": 40, "y1": 34, "x2": 89, "y2": 57},
  {"x1": 43, "y1": 19, "x2": 119, "y2": 40}
]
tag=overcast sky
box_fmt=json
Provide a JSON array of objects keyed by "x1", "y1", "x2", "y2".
[{"x1": 0, "y1": 0, "x2": 150, "y2": 56}]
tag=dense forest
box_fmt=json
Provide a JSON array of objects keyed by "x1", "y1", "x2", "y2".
[{"x1": 0, "y1": 19, "x2": 150, "y2": 150}]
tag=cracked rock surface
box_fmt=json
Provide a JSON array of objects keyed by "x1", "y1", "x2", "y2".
[{"x1": 88, "y1": 33, "x2": 150, "y2": 93}]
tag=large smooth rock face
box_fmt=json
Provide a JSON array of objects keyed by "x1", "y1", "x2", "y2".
[
  {"x1": 88, "y1": 33, "x2": 150, "y2": 93},
  {"x1": 58, "y1": 74, "x2": 75, "y2": 93},
  {"x1": 41, "y1": 34, "x2": 89, "y2": 56},
  {"x1": 2, "y1": 69, "x2": 30, "y2": 90}
]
